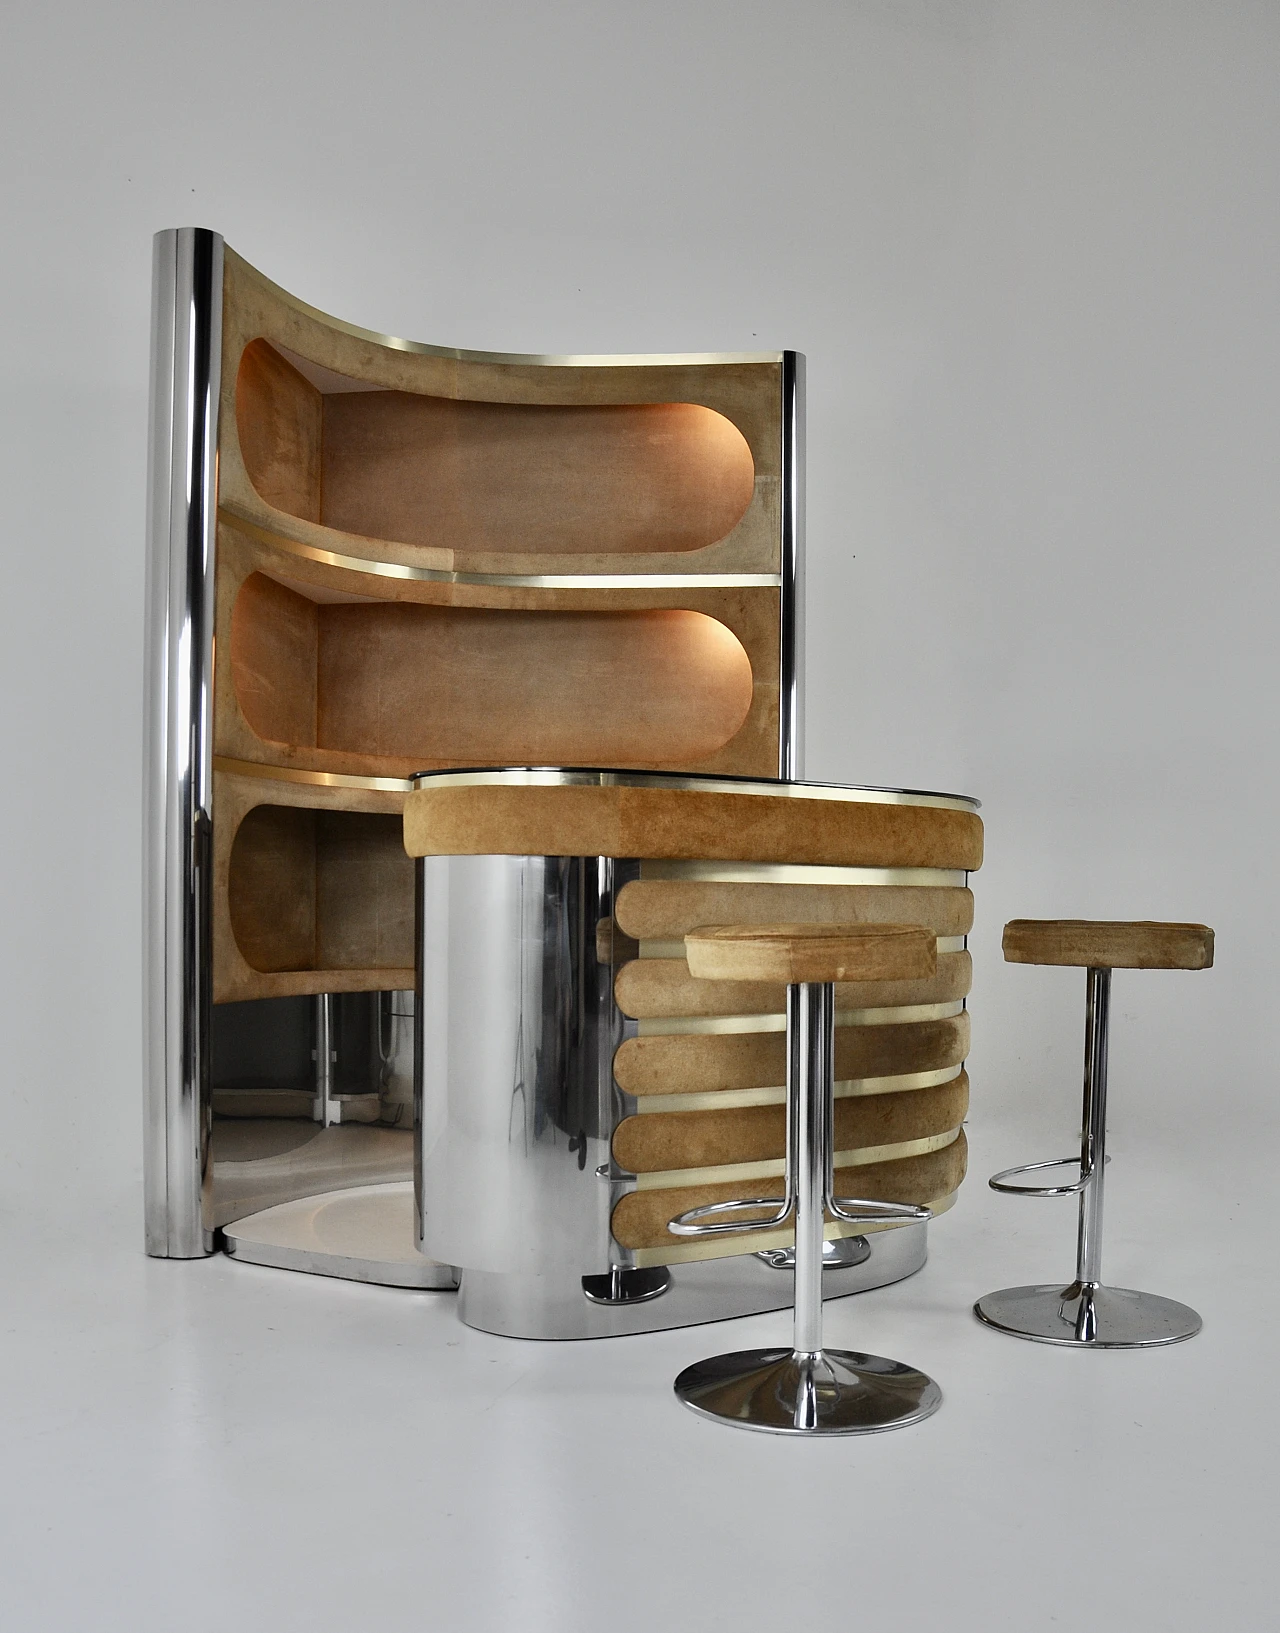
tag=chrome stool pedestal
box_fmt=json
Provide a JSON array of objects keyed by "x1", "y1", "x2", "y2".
[
  {"x1": 670, "y1": 926, "x2": 942, "y2": 1435},
  {"x1": 976, "y1": 919, "x2": 1213, "y2": 1350}
]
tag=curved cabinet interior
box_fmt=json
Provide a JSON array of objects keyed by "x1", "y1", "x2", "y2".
[
  {"x1": 230, "y1": 572, "x2": 754, "y2": 770},
  {"x1": 228, "y1": 805, "x2": 413, "y2": 977},
  {"x1": 237, "y1": 340, "x2": 756, "y2": 557}
]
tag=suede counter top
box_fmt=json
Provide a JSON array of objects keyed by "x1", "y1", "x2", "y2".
[{"x1": 402, "y1": 782, "x2": 983, "y2": 870}]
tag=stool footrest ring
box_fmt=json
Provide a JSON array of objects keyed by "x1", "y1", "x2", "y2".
[
  {"x1": 828, "y1": 1197, "x2": 932, "y2": 1227},
  {"x1": 668, "y1": 1197, "x2": 794, "y2": 1238},
  {"x1": 988, "y1": 1156, "x2": 1107, "y2": 1197}
]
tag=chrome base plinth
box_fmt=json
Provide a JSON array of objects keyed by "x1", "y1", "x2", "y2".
[
  {"x1": 458, "y1": 1221, "x2": 927, "y2": 1339},
  {"x1": 223, "y1": 1182, "x2": 459, "y2": 1290},
  {"x1": 755, "y1": 1235, "x2": 871, "y2": 1271},
  {"x1": 675, "y1": 1347, "x2": 942, "y2": 1436},
  {"x1": 581, "y1": 1266, "x2": 672, "y2": 1305},
  {"x1": 974, "y1": 1281, "x2": 1202, "y2": 1348}
]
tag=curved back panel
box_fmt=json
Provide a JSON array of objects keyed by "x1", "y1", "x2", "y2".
[{"x1": 145, "y1": 230, "x2": 804, "y2": 1255}]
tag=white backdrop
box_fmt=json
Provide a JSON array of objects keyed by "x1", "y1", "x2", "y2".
[{"x1": 1, "y1": 0, "x2": 1276, "y2": 1220}]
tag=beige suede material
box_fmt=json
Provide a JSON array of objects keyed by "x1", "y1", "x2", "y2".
[
  {"x1": 612, "y1": 1072, "x2": 968, "y2": 1173},
  {"x1": 614, "y1": 1012, "x2": 971, "y2": 1096},
  {"x1": 615, "y1": 881, "x2": 974, "y2": 940},
  {"x1": 684, "y1": 922, "x2": 935, "y2": 985},
  {"x1": 614, "y1": 949, "x2": 972, "y2": 1019},
  {"x1": 1003, "y1": 919, "x2": 1213, "y2": 971},
  {"x1": 404, "y1": 783, "x2": 983, "y2": 870}
]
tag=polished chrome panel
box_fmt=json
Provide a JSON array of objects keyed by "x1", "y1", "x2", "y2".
[
  {"x1": 410, "y1": 765, "x2": 978, "y2": 813},
  {"x1": 458, "y1": 1222, "x2": 926, "y2": 1340},
  {"x1": 416, "y1": 853, "x2": 636, "y2": 1277},
  {"x1": 780, "y1": 351, "x2": 805, "y2": 778},
  {"x1": 976, "y1": 964, "x2": 1202, "y2": 1348},
  {"x1": 143, "y1": 226, "x2": 224, "y2": 1257}
]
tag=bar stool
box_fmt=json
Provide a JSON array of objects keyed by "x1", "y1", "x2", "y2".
[
  {"x1": 975, "y1": 919, "x2": 1214, "y2": 1349},
  {"x1": 668, "y1": 923, "x2": 943, "y2": 1435}
]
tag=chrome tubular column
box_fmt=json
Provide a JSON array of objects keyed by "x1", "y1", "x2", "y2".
[
  {"x1": 143, "y1": 227, "x2": 224, "y2": 1257},
  {"x1": 313, "y1": 994, "x2": 336, "y2": 1127},
  {"x1": 791, "y1": 982, "x2": 829, "y2": 1358},
  {"x1": 779, "y1": 351, "x2": 805, "y2": 779},
  {"x1": 1076, "y1": 967, "x2": 1110, "y2": 1290},
  {"x1": 976, "y1": 959, "x2": 1202, "y2": 1348},
  {"x1": 672, "y1": 954, "x2": 940, "y2": 1433}
]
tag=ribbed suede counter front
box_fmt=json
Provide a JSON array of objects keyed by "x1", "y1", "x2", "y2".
[
  {"x1": 403, "y1": 783, "x2": 983, "y2": 870},
  {"x1": 409, "y1": 771, "x2": 980, "y2": 1277}
]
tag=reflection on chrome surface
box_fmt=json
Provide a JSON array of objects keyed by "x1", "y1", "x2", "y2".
[
  {"x1": 210, "y1": 991, "x2": 416, "y2": 1229},
  {"x1": 417, "y1": 854, "x2": 636, "y2": 1278}
]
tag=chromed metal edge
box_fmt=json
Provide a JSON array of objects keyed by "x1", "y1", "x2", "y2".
[
  {"x1": 220, "y1": 509, "x2": 781, "y2": 590},
  {"x1": 213, "y1": 756, "x2": 414, "y2": 793},
  {"x1": 409, "y1": 766, "x2": 979, "y2": 812},
  {"x1": 780, "y1": 351, "x2": 805, "y2": 778},
  {"x1": 144, "y1": 227, "x2": 224, "y2": 1257},
  {"x1": 640, "y1": 861, "x2": 969, "y2": 886},
  {"x1": 237, "y1": 254, "x2": 786, "y2": 370}
]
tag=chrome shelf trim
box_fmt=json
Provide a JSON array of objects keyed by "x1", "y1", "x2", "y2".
[
  {"x1": 219, "y1": 508, "x2": 782, "y2": 588},
  {"x1": 213, "y1": 756, "x2": 414, "y2": 793},
  {"x1": 640, "y1": 861, "x2": 970, "y2": 885},
  {"x1": 143, "y1": 227, "x2": 224, "y2": 1258},
  {"x1": 409, "y1": 765, "x2": 979, "y2": 812}
]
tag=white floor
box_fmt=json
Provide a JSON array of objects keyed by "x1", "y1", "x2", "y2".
[{"x1": 3, "y1": 1138, "x2": 1273, "y2": 1633}]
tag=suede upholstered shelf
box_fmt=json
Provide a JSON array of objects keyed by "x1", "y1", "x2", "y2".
[{"x1": 208, "y1": 247, "x2": 795, "y2": 1005}]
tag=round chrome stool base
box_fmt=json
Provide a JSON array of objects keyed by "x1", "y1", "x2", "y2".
[
  {"x1": 974, "y1": 1282, "x2": 1202, "y2": 1348},
  {"x1": 674, "y1": 1346, "x2": 942, "y2": 1435},
  {"x1": 755, "y1": 1235, "x2": 871, "y2": 1272}
]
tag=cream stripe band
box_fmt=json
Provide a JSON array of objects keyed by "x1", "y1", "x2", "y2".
[
  {"x1": 634, "y1": 999, "x2": 965, "y2": 1036},
  {"x1": 634, "y1": 935, "x2": 968, "y2": 960},
  {"x1": 631, "y1": 1127, "x2": 961, "y2": 1191},
  {"x1": 629, "y1": 1063, "x2": 963, "y2": 1115}
]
